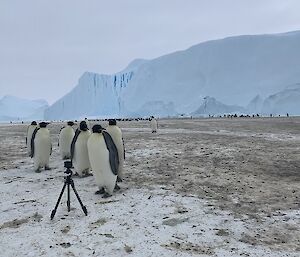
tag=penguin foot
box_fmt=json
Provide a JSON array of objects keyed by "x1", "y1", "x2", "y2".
[
  {"x1": 102, "y1": 192, "x2": 112, "y2": 198},
  {"x1": 117, "y1": 176, "x2": 123, "y2": 183},
  {"x1": 45, "y1": 166, "x2": 51, "y2": 170},
  {"x1": 114, "y1": 184, "x2": 121, "y2": 191},
  {"x1": 35, "y1": 169, "x2": 41, "y2": 173},
  {"x1": 95, "y1": 188, "x2": 105, "y2": 195}
]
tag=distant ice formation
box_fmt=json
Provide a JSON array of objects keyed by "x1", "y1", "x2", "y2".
[
  {"x1": 0, "y1": 95, "x2": 48, "y2": 122},
  {"x1": 43, "y1": 30, "x2": 300, "y2": 119}
]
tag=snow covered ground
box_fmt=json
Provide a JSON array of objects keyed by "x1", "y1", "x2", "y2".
[{"x1": 0, "y1": 118, "x2": 300, "y2": 256}]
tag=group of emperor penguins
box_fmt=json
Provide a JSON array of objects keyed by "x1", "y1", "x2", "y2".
[{"x1": 26, "y1": 119, "x2": 126, "y2": 198}]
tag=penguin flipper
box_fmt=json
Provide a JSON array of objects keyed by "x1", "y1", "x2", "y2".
[
  {"x1": 70, "y1": 129, "x2": 81, "y2": 160},
  {"x1": 103, "y1": 131, "x2": 119, "y2": 176},
  {"x1": 30, "y1": 128, "x2": 40, "y2": 158},
  {"x1": 122, "y1": 138, "x2": 125, "y2": 160}
]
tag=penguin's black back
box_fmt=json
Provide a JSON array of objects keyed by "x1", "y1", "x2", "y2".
[{"x1": 30, "y1": 127, "x2": 40, "y2": 158}]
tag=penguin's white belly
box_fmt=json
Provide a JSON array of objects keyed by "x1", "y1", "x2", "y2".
[
  {"x1": 73, "y1": 132, "x2": 90, "y2": 175},
  {"x1": 151, "y1": 120, "x2": 157, "y2": 131},
  {"x1": 34, "y1": 133, "x2": 51, "y2": 167},
  {"x1": 88, "y1": 135, "x2": 116, "y2": 194},
  {"x1": 59, "y1": 127, "x2": 74, "y2": 158}
]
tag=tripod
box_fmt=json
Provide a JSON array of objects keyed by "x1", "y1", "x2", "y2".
[{"x1": 50, "y1": 162, "x2": 88, "y2": 220}]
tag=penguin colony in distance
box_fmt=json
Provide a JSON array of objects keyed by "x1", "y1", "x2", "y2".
[
  {"x1": 59, "y1": 121, "x2": 75, "y2": 160},
  {"x1": 71, "y1": 121, "x2": 91, "y2": 177},
  {"x1": 26, "y1": 121, "x2": 37, "y2": 157},
  {"x1": 106, "y1": 119, "x2": 125, "y2": 185},
  {"x1": 30, "y1": 122, "x2": 52, "y2": 172},
  {"x1": 87, "y1": 124, "x2": 119, "y2": 198},
  {"x1": 150, "y1": 116, "x2": 158, "y2": 133}
]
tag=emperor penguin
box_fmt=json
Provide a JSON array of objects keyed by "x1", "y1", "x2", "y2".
[
  {"x1": 84, "y1": 117, "x2": 91, "y2": 130},
  {"x1": 106, "y1": 119, "x2": 125, "y2": 185},
  {"x1": 150, "y1": 116, "x2": 158, "y2": 133},
  {"x1": 59, "y1": 121, "x2": 75, "y2": 159},
  {"x1": 26, "y1": 121, "x2": 38, "y2": 157},
  {"x1": 30, "y1": 122, "x2": 52, "y2": 172},
  {"x1": 70, "y1": 121, "x2": 91, "y2": 177},
  {"x1": 87, "y1": 124, "x2": 119, "y2": 198}
]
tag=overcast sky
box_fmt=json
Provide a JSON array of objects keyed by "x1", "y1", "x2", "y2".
[{"x1": 1, "y1": 0, "x2": 300, "y2": 104}]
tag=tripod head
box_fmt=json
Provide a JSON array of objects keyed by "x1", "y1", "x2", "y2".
[{"x1": 64, "y1": 161, "x2": 73, "y2": 176}]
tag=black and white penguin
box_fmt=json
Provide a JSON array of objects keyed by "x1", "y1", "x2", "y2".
[
  {"x1": 59, "y1": 121, "x2": 75, "y2": 160},
  {"x1": 30, "y1": 122, "x2": 52, "y2": 172},
  {"x1": 26, "y1": 121, "x2": 38, "y2": 157},
  {"x1": 84, "y1": 117, "x2": 91, "y2": 130},
  {"x1": 87, "y1": 124, "x2": 119, "y2": 198},
  {"x1": 70, "y1": 121, "x2": 91, "y2": 177},
  {"x1": 106, "y1": 119, "x2": 125, "y2": 185},
  {"x1": 150, "y1": 116, "x2": 158, "y2": 133}
]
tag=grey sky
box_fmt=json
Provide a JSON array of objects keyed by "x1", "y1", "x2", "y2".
[{"x1": 1, "y1": 0, "x2": 300, "y2": 104}]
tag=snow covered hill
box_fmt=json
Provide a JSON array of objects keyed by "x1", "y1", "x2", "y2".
[
  {"x1": 247, "y1": 95, "x2": 264, "y2": 114},
  {"x1": 192, "y1": 96, "x2": 245, "y2": 116},
  {"x1": 45, "y1": 31, "x2": 300, "y2": 119},
  {"x1": 261, "y1": 83, "x2": 300, "y2": 115},
  {"x1": 0, "y1": 95, "x2": 48, "y2": 122}
]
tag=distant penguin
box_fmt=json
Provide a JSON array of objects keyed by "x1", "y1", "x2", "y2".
[
  {"x1": 30, "y1": 122, "x2": 52, "y2": 172},
  {"x1": 150, "y1": 116, "x2": 158, "y2": 133},
  {"x1": 59, "y1": 121, "x2": 75, "y2": 160},
  {"x1": 70, "y1": 121, "x2": 91, "y2": 177},
  {"x1": 87, "y1": 124, "x2": 119, "y2": 198},
  {"x1": 106, "y1": 119, "x2": 125, "y2": 184},
  {"x1": 84, "y1": 118, "x2": 91, "y2": 130},
  {"x1": 26, "y1": 121, "x2": 38, "y2": 157}
]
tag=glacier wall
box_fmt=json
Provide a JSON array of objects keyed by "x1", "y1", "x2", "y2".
[{"x1": 44, "y1": 71, "x2": 134, "y2": 120}]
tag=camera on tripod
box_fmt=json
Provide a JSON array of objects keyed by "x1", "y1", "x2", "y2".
[
  {"x1": 50, "y1": 160, "x2": 88, "y2": 220},
  {"x1": 64, "y1": 160, "x2": 72, "y2": 169},
  {"x1": 64, "y1": 161, "x2": 72, "y2": 174}
]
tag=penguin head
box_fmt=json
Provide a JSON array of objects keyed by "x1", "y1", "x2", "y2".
[
  {"x1": 80, "y1": 121, "x2": 88, "y2": 131},
  {"x1": 39, "y1": 122, "x2": 49, "y2": 128},
  {"x1": 92, "y1": 124, "x2": 105, "y2": 133},
  {"x1": 67, "y1": 121, "x2": 75, "y2": 126},
  {"x1": 31, "y1": 121, "x2": 37, "y2": 125},
  {"x1": 108, "y1": 119, "x2": 117, "y2": 126}
]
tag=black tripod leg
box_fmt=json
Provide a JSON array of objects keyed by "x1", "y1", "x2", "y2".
[
  {"x1": 70, "y1": 180, "x2": 88, "y2": 216},
  {"x1": 50, "y1": 182, "x2": 67, "y2": 220},
  {"x1": 67, "y1": 182, "x2": 71, "y2": 212}
]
